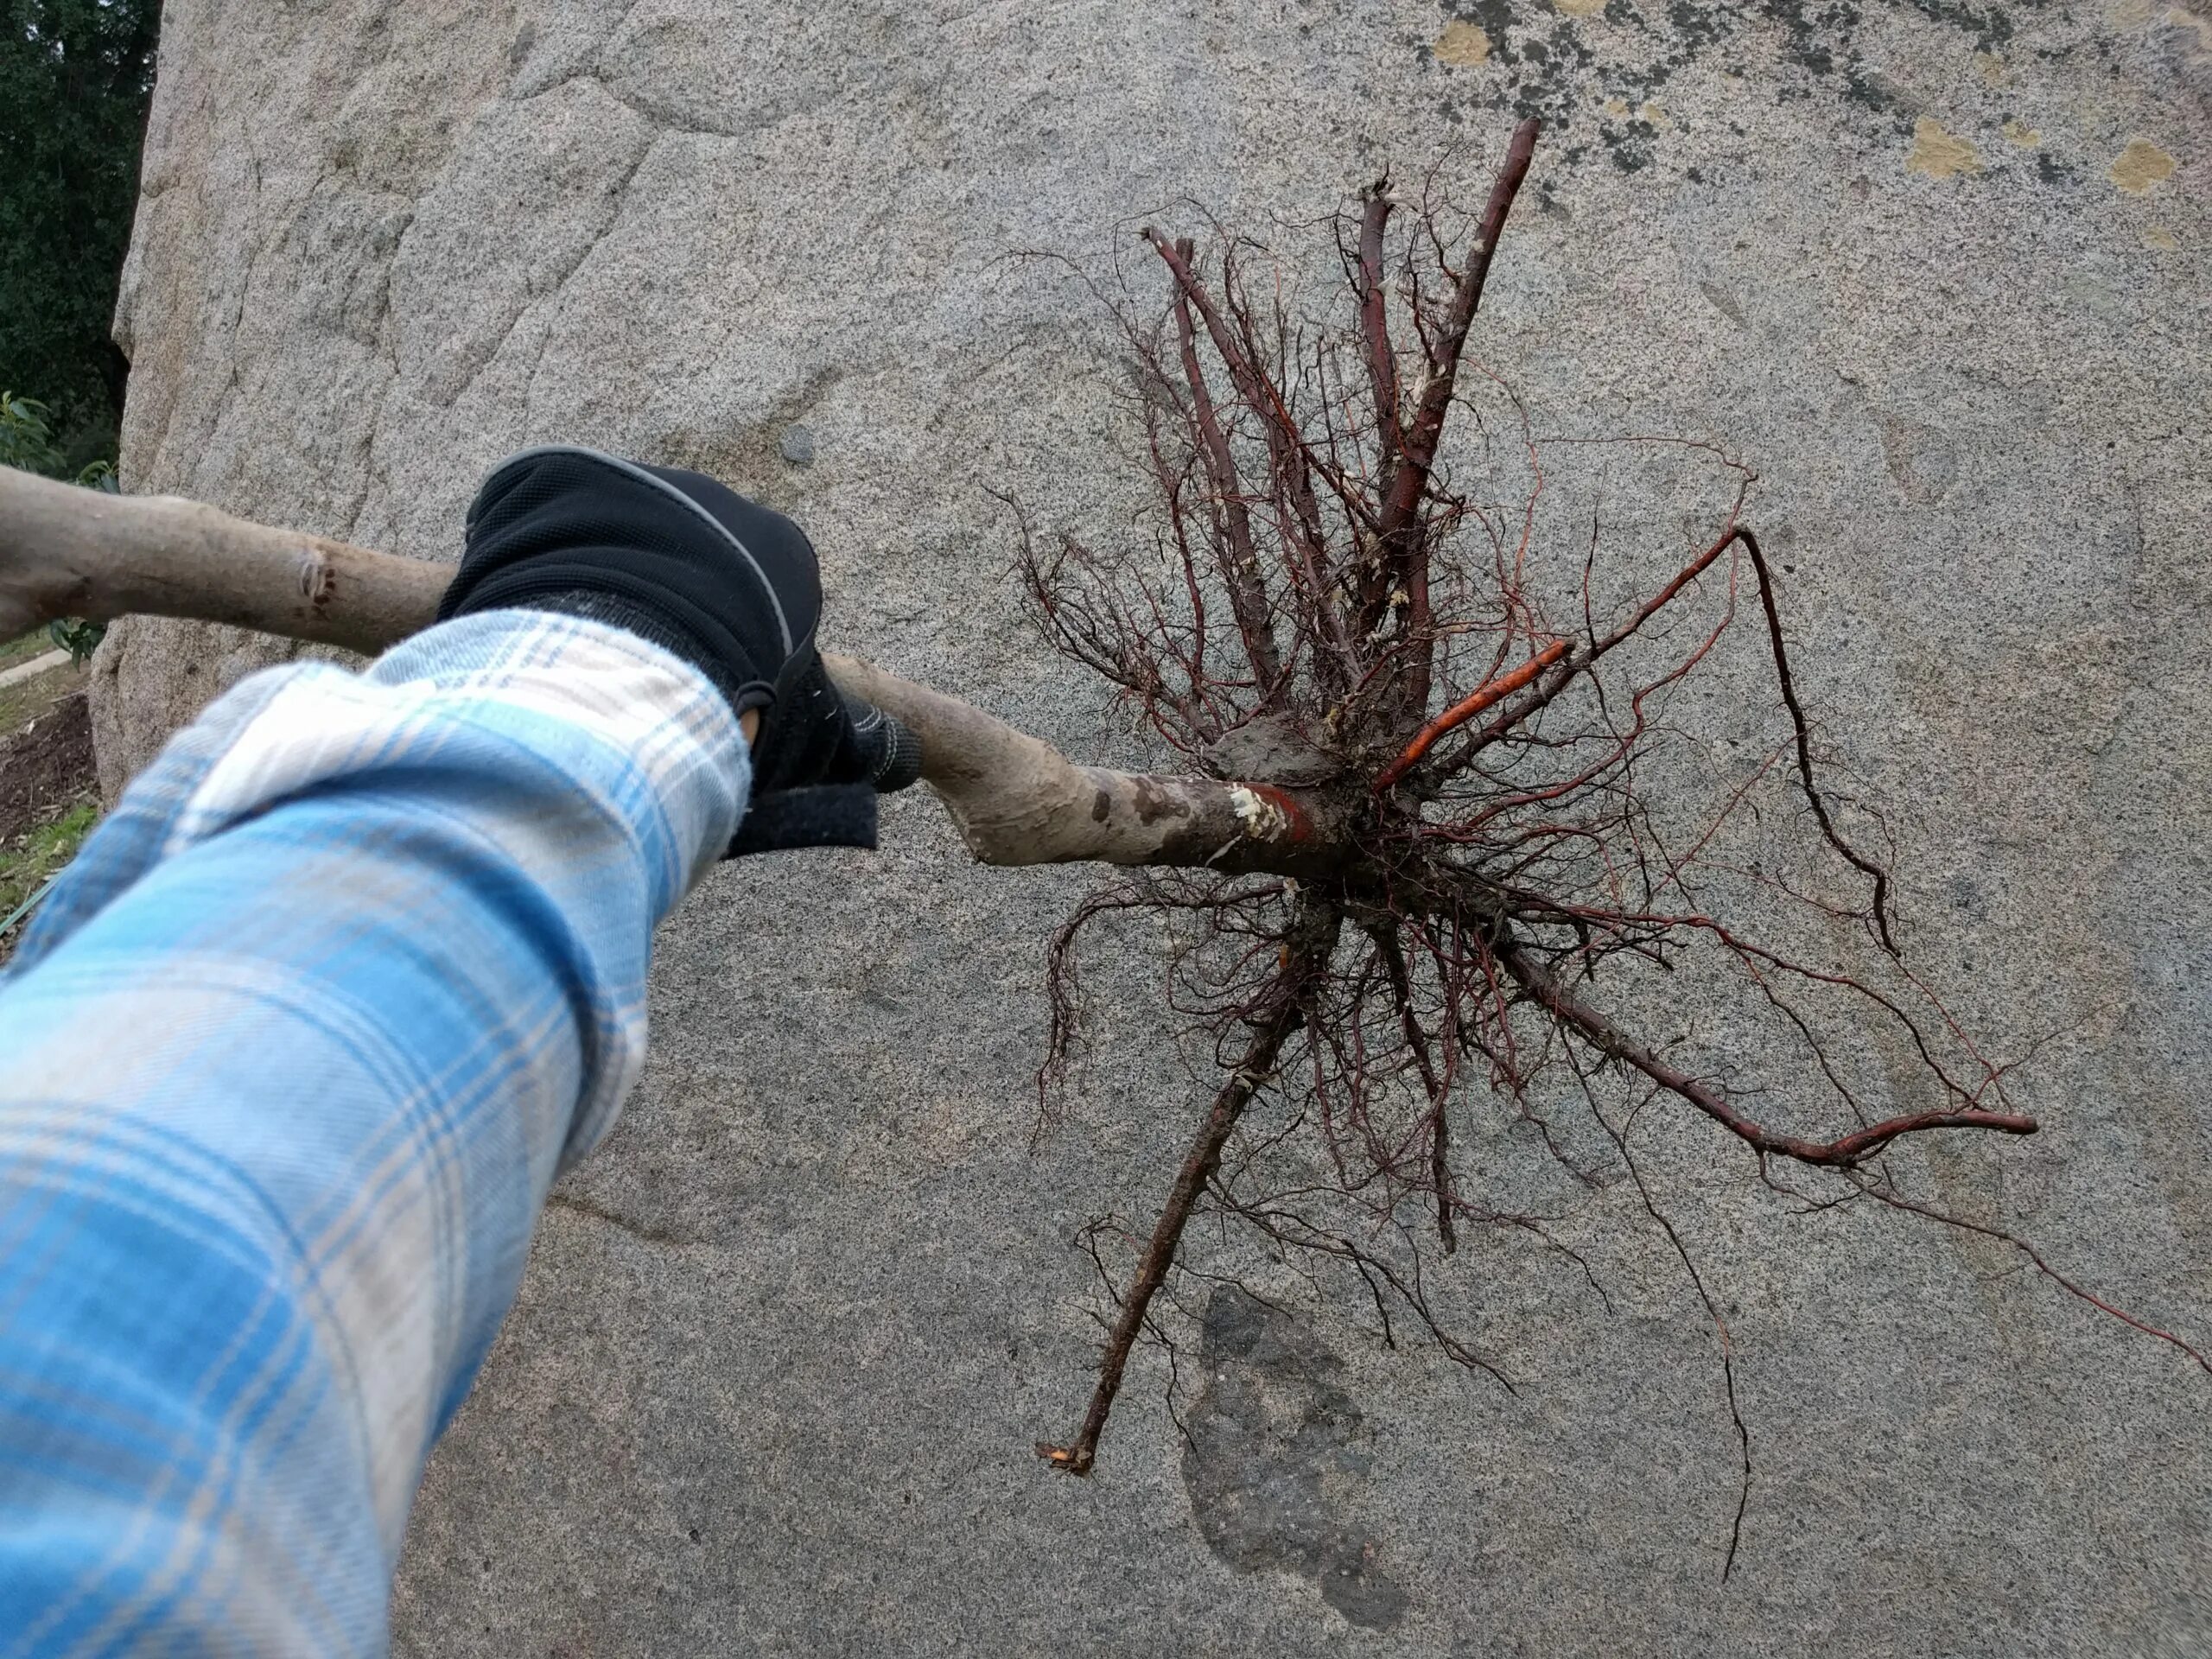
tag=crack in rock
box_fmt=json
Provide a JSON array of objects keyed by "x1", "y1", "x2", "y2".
[{"x1": 545, "y1": 1191, "x2": 698, "y2": 1249}]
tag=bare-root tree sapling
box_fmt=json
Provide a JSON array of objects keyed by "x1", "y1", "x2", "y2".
[{"x1": 1016, "y1": 122, "x2": 2209, "y2": 1561}]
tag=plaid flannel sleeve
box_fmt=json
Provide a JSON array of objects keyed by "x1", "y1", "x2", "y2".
[{"x1": 0, "y1": 609, "x2": 749, "y2": 1656}]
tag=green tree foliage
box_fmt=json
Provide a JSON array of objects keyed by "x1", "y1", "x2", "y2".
[
  {"x1": 0, "y1": 390, "x2": 66, "y2": 474},
  {"x1": 0, "y1": 0, "x2": 158, "y2": 469}
]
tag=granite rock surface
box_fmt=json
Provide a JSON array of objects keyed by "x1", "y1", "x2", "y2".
[{"x1": 99, "y1": 1, "x2": 2209, "y2": 1652}]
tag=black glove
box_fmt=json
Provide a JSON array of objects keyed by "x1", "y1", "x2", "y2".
[{"x1": 440, "y1": 445, "x2": 918, "y2": 856}]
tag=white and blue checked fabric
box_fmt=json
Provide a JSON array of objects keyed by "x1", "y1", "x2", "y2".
[{"x1": 0, "y1": 610, "x2": 749, "y2": 1654}]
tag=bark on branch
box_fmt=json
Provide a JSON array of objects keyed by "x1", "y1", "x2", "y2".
[{"x1": 0, "y1": 463, "x2": 1323, "y2": 873}]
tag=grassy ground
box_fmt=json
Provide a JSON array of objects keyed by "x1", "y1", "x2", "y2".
[
  {"x1": 0, "y1": 630, "x2": 61, "y2": 674},
  {"x1": 0, "y1": 656, "x2": 86, "y2": 731},
  {"x1": 0, "y1": 801, "x2": 96, "y2": 921},
  {"x1": 0, "y1": 634, "x2": 99, "y2": 960},
  {"x1": 0, "y1": 798, "x2": 97, "y2": 964}
]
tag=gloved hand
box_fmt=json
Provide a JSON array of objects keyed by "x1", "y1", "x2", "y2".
[{"x1": 438, "y1": 444, "x2": 918, "y2": 856}]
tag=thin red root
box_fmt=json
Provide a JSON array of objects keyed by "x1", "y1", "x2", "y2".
[{"x1": 1374, "y1": 639, "x2": 1569, "y2": 790}]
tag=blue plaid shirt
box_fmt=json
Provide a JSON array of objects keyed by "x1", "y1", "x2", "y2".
[{"x1": 0, "y1": 612, "x2": 750, "y2": 1654}]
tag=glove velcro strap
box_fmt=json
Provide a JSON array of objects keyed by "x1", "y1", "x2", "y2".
[{"x1": 725, "y1": 784, "x2": 880, "y2": 858}]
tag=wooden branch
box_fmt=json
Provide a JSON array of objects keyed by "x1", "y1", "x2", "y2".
[
  {"x1": 1036, "y1": 995, "x2": 1303, "y2": 1476},
  {"x1": 1353, "y1": 181, "x2": 1400, "y2": 454},
  {"x1": 1373, "y1": 637, "x2": 1567, "y2": 791},
  {"x1": 0, "y1": 463, "x2": 449, "y2": 655},
  {"x1": 1366, "y1": 120, "x2": 1539, "y2": 729},
  {"x1": 1371, "y1": 118, "x2": 1539, "y2": 549},
  {"x1": 0, "y1": 463, "x2": 1333, "y2": 874}
]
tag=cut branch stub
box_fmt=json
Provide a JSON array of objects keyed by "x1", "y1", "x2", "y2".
[{"x1": 826, "y1": 652, "x2": 1345, "y2": 874}]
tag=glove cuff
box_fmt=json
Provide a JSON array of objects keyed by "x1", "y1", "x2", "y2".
[{"x1": 524, "y1": 589, "x2": 771, "y2": 719}]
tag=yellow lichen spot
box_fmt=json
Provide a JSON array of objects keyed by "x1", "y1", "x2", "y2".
[
  {"x1": 1974, "y1": 50, "x2": 2008, "y2": 85},
  {"x1": 1603, "y1": 95, "x2": 1630, "y2": 118},
  {"x1": 1905, "y1": 118, "x2": 1982, "y2": 179},
  {"x1": 2110, "y1": 137, "x2": 2177, "y2": 192},
  {"x1": 2001, "y1": 118, "x2": 2042, "y2": 147},
  {"x1": 2143, "y1": 225, "x2": 2180, "y2": 250},
  {"x1": 1554, "y1": 0, "x2": 1607, "y2": 14},
  {"x1": 2107, "y1": 0, "x2": 2157, "y2": 26},
  {"x1": 2165, "y1": 5, "x2": 2212, "y2": 52},
  {"x1": 1642, "y1": 100, "x2": 1672, "y2": 128},
  {"x1": 1434, "y1": 21, "x2": 1491, "y2": 67}
]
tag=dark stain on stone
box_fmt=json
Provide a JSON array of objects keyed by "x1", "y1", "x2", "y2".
[
  {"x1": 1091, "y1": 786, "x2": 1112, "y2": 823},
  {"x1": 1434, "y1": 0, "x2": 2051, "y2": 164},
  {"x1": 1601, "y1": 116, "x2": 1659, "y2": 172},
  {"x1": 1763, "y1": 0, "x2": 1854, "y2": 79},
  {"x1": 1897, "y1": 0, "x2": 2020, "y2": 51},
  {"x1": 1698, "y1": 279, "x2": 1746, "y2": 324},
  {"x1": 1845, "y1": 65, "x2": 1917, "y2": 114},
  {"x1": 1869, "y1": 407, "x2": 1960, "y2": 506},
  {"x1": 1180, "y1": 1287, "x2": 1408, "y2": 1631},
  {"x1": 2035, "y1": 149, "x2": 2070, "y2": 185}
]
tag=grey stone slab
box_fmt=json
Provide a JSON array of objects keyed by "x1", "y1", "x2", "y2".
[{"x1": 96, "y1": 1, "x2": 2210, "y2": 1652}]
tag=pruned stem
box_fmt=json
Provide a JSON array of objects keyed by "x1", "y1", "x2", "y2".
[
  {"x1": 1373, "y1": 117, "x2": 1541, "y2": 723},
  {"x1": 1353, "y1": 181, "x2": 1401, "y2": 460},
  {"x1": 1373, "y1": 118, "x2": 1541, "y2": 547}
]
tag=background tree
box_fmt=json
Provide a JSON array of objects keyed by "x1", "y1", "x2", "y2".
[{"x1": 0, "y1": 0, "x2": 158, "y2": 473}]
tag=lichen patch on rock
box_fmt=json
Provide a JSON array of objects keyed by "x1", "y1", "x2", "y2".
[
  {"x1": 1433, "y1": 20, "x2": 1492, "y2": 67},
  {"x1": 2110, "y1": 136, "x2": 2179, "y2": 191},
  {"x1": 1906, "y1": 118, "x2": 1982, "y2": 179}
]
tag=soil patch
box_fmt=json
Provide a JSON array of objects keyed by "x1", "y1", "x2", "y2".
[{"x1": 0, "y1": 691, "x2": 96, "y2": 843}]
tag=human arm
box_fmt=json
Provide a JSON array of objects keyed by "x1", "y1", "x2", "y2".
[{"x1": 0, "y1": 607, "x2": 747, "y2": 1656}]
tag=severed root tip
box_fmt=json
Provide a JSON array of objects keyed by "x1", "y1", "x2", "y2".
[{"x1": 1034, "y1": 1441, "x2": 1094, "y2": 1476}]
